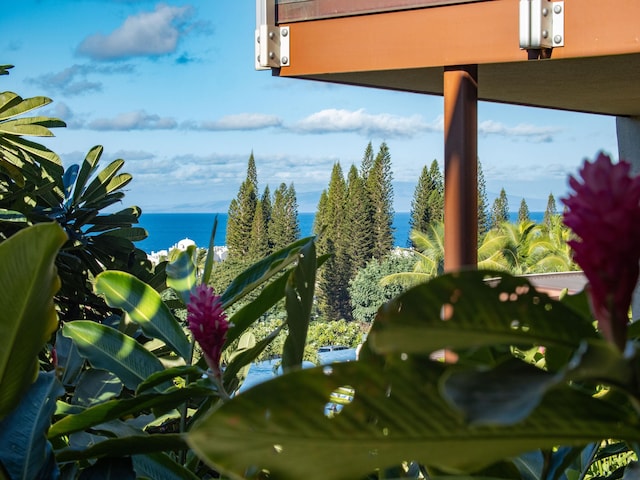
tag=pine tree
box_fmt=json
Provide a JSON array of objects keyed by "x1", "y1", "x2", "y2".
[
  {"x1": 366, "y1": 142, "x2": 394, "y2": 259},
  {"x1": 477, "y1": 160, "x2": 490, "y2": 236},
  {"x1": 270, "y1": 182, "x2": 300, "y2": 251},
  {"x1": 247, "y1": 199, "x2": 269, "y2": 259},
  {"x1": 518, "y1": 198, "x2": 530, "y2": 224},
  {"x1": 427, "y1": 159, "x2": 444, "y2": 224},
  {"x1": 226, "y1": 154, "x2": 258, "y2": 258},
  {"x1": 409, "y1": 165, "x2": 431, "y2": 236},
  {"x1": 247, "y1": 151, "x2": 258, "y2": 192},
  {"x1": 345, "y1": 165, "x2": 373, "y2": 278},
  {"x1": 543, "y1": 192, "x2": 557, "y2": 229},
  {"x1": 490, "y1": 187, "x2": 509, "y2": 229},
  {"x1": 316, "y1": 163, "x2": 351, "y2": 320},
  {"x1": 360, "y1": 141, "x2": 375, "y2": 180}
]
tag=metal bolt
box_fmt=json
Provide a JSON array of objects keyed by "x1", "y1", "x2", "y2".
[
  {"x1": 542, "y1": 7, "x2": 548, "y2": 16},
  {"x1": 257, "y1": 36, "x2": 260, "y2": 43},
  {"x1": 282, "y1": 28, "x2": 288, "y2": 37},
  {"x1": 281, "y1": 56, "x2": 289, "y2": 65},
  {"x1": 269, "y1": 51, "x2": 275, "y2": 60},
  {"x1": 542, "y1": 30, "x2": 549, "y2": 38},
  {"x1": 257, "y1": 55, "x2": 261, "y2": 62},
  {"x1": 554, "y1": 4, "x2": 562, "y2": 14},
  {"x1": 269, "y1": 31, "x2": 275, "y2": 40},
  {"x1": 554, "y1": 34, "x2": 562, "y2": 44}
]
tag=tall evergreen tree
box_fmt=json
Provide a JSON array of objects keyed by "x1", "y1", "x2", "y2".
[
  {"x1": 366, "y1": 142, "x2": 394, "y2": 259},
  {"x1": 543, "y1": 192, "x2": 557, "y2": 229},
  {"x1": 518, "y1": 198, "x2": 531, "y2": 224},
  {"x1": 490, "y1": 187, "x2": 509, "y2": 229},
  {"x1": 427, "y1": 159, "x2": 444, "y2": 224},
  {"x1": 247, "y1": 199, "x2": 269, "y2": 259},
  {"x1": 410, "y1": 165, "x2": 431, "y2": 236},
  {"x1": 247, "y1": 151, "x2": 258, "y2": 192},
  {"x1": 477, "y1": 160, "x2": 490, "y2": 236},
  {"x1": 360, "y1": 141, "x2": 375, "y2": 181},
  {"x1": 270, "y1": 182, "x2": 300, "y2": 251},
  {"x1": 345, "y1": 165, "x2": 373, "y2": 278},
  {"x1": 226, "y1": 154, "x2": 258, "y2": 258},
  {"x1": 316, "y1": 163, "x2": 351, "y2": 320}
]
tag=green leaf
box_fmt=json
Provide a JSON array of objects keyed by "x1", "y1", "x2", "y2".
[
  {"x1": 188, "y1": 355, "x2": 640, "y2": 480},
  {"x1": 166, "y1": 249, "x2": 197, "y2": 306},
  {"x1": 0, "y1": 223, "x2": 66, "y2": 419},
  {"x1": 94, "y1": 271, "x2": 191, "y2": 360},
  {"x1": 49, "y1": 383, "x2": 218, "y2": 439},
  {"x1": 0, "y1": 372, "x2": 63, "y2": 480},
  {"x1": 132, "y1": 453, "x2": 200, "y2": 480},
  {"x1": 221, "y1": 236, "x2": 315, "y2": 309},
  {"x1": 282, "y1": 238, "x2": 316, "y2": 372},
  {"x1": 201, "y1": 215, "x2": 218, "y2": 286},
  {"x1": 62, "y1": 321, "x2": 168, "y2": 392},
  {"x1": 73, "y1": 369, "x2": 123, "y2": 406},
  {"x1": 55, "y1": 434, "x2": 187, "y2": 462},
  {"x1": 370, "y1": 270, "x2": 597, "y2": 356},
  {"x1": 80, "y1": 159, "x2": 125, "y2": 205},
  {"x1": 72, "y1": 145, "x2": 102, "y2": 204}
]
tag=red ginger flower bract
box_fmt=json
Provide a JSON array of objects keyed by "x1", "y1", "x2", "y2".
[
  {"x1": 562, "y1": 152, "x2": 640, "y2": 350},
  {"x1": 187, "y1": 284, "x2": 228, "y2": 377}
]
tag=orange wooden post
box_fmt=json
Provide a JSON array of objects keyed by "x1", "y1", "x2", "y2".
[{"x1": 443, "y1": 65, "x2": 478, "y2": 272}]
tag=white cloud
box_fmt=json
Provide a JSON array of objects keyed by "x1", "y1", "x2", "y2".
[
  {"x1": 292, "y1": 108, "x2": 435, "y2": 138},
  {"x1": 197, "y1": 113, "x2": 283, "y2": 131},
  {"x1": 479, "y1": 120, "x2": 557, "y2": 142},
  {"x1": 77, "y1": 4, "x2": 194, "y2": 60},
  {"x1": 88, "y1": 110, "x2": 177, "y2": 130}
]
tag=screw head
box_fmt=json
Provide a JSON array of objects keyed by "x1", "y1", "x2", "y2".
[
  {"x1": 554, "y1": 34, "x2": 562, "y2": 44},
  {"x1": 269, "y1": 31, "x2": 275, "y2": 40},
  {"x1": 542, "y1": 7, "x2": 548, "y2": 16},
  {"x1": 281, "y1": 56, "x2": 289, "y2": 65},
  {"x1": 282, "y1": 28, "x2": 288, "y2": 37},
  {"x1": 542, "y1": 30, "x2": 549, "y2": 38},
  {"x1": 554, "y1": 4, "x2": 562, "y2": 14},
  {"x1": 269, "y1": 51, "x2": 275, "y2": 59}
]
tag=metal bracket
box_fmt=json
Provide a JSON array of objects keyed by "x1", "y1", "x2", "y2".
[
  {"x1": 519, "y1": 0, "x2": 564, "y2": 49},
  {"x1": 255, "y1": 25, "x2": 290, "y2": 70}
]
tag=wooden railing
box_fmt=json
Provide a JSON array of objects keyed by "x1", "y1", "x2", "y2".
[{"x1": 276, "y1": 0, "x2": 487, "y2": 22}]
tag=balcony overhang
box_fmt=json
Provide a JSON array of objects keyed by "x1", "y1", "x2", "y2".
[{"x1": 272, "y1": 0, "x2": 640, "y2": 116}]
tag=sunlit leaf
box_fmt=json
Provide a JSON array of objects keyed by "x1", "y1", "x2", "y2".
[
  {"x1": 94, "y1": 271, "x2": 191, "y2": 360},
  {"x1": 62, "y1": 321, "x2": 168, "y2": 392},
  {"x1": 0, "y1": 223, "x2": 66, "y2": 419}
]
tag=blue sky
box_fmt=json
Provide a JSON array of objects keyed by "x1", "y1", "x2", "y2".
[{"x1": 2, "y1": 0, "x2": 620, "y2": 213}]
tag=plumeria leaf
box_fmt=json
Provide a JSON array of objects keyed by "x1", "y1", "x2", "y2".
[
  {"x1": 188, "y1": 352, "x2": 639, "y2": 480},
  {"x1": 201, "y1": 215, "x2": 218, "y2": 286},
  {"x1": 221, "y1": 236, "x2": 315, "y2": 309},
  {"x1": 0, "y1": 372, "x2": 63, "y2": 480},
  {"x1": 94, "y1": 271, "x2": 191, "y2": 360},
  {"x1": 62, "y1": 321, "x2": 169, "y2": 392},
  {"x1": 166, "y1": 248, "x2": 197, "y2": 306},
  {"x1": 282, "y1": 238, "x2": 317, "y2": 372},
  {"x1": 132, "y1": 452, "x2": 200, "y2": 480},
  {"x1": 55, "y1": 434, "x2": 187, "y2": 462},
  {"x1": 49, "y1": 383, "x2": 218, "y2": 439},
  {"x1": 0, "y1": 223, "x2": 66, "y2": 420},
  {"x1": 370, "y1": 270, "x2": 597, "y2": 357}
]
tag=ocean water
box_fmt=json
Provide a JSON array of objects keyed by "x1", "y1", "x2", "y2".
[
  {"x1": 135, "y1": 211, "x2": 545, "y2": 253},
  {"x1": 136, "y1": 212, "x2": 412, "y2": 253}
]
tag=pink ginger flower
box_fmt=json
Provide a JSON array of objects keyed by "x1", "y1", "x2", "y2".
[
  {"x1": 187, "y1": 284, "x2": 229, "y2": 377},
  {"x1": 562, "y1": 152, "x2": 640, "y2": 350}
]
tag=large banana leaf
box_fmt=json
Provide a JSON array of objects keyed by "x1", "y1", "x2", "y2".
[
  {"x1": 62, "y1": 321, "x2": 169, "y2": 392},
  {"x1": 94, "y1": 271, "x2": 191, "y2": 360},
  {"x1": 0, "y1": 222, "x2": 66, "y2": 419}
]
